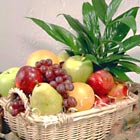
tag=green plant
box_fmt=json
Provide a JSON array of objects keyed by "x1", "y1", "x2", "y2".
[{"x1": 27, "y1": 0, "x2": 140, "y2": 82}]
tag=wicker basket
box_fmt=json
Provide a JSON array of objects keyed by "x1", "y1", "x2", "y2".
[{"x1": 0, "y1": 88, "x2": 138, "y2": 140}]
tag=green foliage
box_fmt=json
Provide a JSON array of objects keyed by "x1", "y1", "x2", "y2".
[{"x1": 27, "y1": 0, "x2": 140, "y2": 82}]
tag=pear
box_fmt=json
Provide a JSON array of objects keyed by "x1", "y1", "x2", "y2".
[{"x1": 30, "y1": 83, "x2": 63, "y2": 115}]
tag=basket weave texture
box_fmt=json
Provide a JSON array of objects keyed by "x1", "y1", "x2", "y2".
[{"x1": 0, "y1": 88, "x2": 138, "y2": 140}]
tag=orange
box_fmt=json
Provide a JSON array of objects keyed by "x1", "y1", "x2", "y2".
[
  {"x1": 26, "y1": 49, "x2": 59, "y2": 66},
  {"x1": 67, "y1": 82, "x2": 95, "y2": 111}
]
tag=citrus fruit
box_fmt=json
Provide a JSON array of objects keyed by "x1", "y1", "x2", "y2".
[
  {"x1": 67, "y1": 82, "x2": 95, "y2": 111},
  {"x1": 26, "y1": 49, "x2": 59, "y2": 66}
]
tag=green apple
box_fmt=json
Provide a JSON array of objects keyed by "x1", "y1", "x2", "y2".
[
  {"x1": 58, "y1": 51, "x2": 69, "y2": 62},
  {"x1": 30, "y1": 83, "x2": 63, "y2": 115},
  {"x1": 62, "y1": 55, "x2": 93, "y2": 82},
  {"x1": 0, "y1": 67, "x2": 20, "y2": 96}
]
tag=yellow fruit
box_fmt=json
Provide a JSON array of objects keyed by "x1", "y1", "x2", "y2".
[
  {"x1": 67, "y1": 82, "x2": 95, "y2": 111},
  {"x1": 26, "y1": 49, "x2": 59, "y2": 66},
  {"x1": 30, "y1": 83, "x2": 63, "y2": 115},
  {"x1": 58, "y1": 51, "x2": 69, "y2": 62}
]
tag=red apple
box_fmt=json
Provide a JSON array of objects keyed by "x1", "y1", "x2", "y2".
[
  {"x1": 94, "y1": 95, "x2": 114, "y2": 107},
  {"x1": 87, "y1": 69, "x2": 115, "y2": 96},
  {"x1": 108, "y1": 83, "x2": 128, "y2": 100},
  {"x1": 15, "y1": 66, "x2": 43, "y2": 94}
]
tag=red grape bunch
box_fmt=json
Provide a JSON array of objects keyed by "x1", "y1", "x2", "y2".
[
  {"x1": 10, "y1": 94, "x2": 25, "y2": 116},
  {"x1": 35, "y1": 59, "x2": 77, "y2": 111}
]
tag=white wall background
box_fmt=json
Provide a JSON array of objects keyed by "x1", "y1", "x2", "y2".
[{"x1": 0, "y1": 0, "x2": 140, "y2": 81}]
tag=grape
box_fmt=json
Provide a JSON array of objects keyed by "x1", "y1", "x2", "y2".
[
  {"x1": 54, "y1": 68, "x2": 63, "y2": 76},
  {"x1": 11, "y1": 109, "x2": 19, "y2": 117},
  {"x1": 10, "y1": 95, "x2": 25, "y2": 117},
  {"x1": 35, "y1": 58, "x2": 76, "y2": 112},
  {"x1": 65, "y1": 82, "x2": 74, "y2": 91},
  {"x1": 45, "y1": 59, "x2": 52, "y2": 66},
  {"x1": 52, "y1": 64, "x2": 60, "y2": 69},
  {"x1": 49, "y1": 81, "x2": 57, "y2": 88},
  {"x1": 61, "y1": 92, "x2": 69, "y2": 99},
  {"x1": 39, "y1": 65, "x2": 48, "y2": 74},
  {"x1": 19, "y1": 105, "x2": 25, "y2": 112},
  {"x1": 11, "y1": 101, "x2": 20, "y2": 109},
  {"x1": 67, "y1": 96, "x2": 77, "y2": 107},
  {"x1": 55, "y1": 76, "x2": 63, "y2": 84},
  {"x1": 35, "y1": 58, "x2": 74, "y2": 94},
  {"x1": 63, "y1": 75, "x2": 72, "y2": 81},
  {"x1": 45, "y1": 69, "x2": 55, "y2": 82},
  {"x1": 56, "y1": 83, "x2": 66, "y2": 95},
  {"x1": 35, "y1": 61, "x2": 42, "y2": 68},
  {"x1": 63, "y1": 99, "x2": 69, "y2": 110},
  {"x1": 63, "y1": 96, "x2": 77, "y2": 111}
]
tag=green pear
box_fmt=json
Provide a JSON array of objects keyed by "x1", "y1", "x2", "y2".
[
  {"x1": 0, "y1": 67, "x2": 20, "y2": 96},
  {"x1": 30, "y1": 83, "x2": 63, "y2": 115}
]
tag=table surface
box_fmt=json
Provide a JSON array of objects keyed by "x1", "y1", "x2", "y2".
[{"x1": 1, "y1": 83, "x2": 140, "y2": 140}]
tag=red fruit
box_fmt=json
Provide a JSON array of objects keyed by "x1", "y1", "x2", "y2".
[
  {"x1": 108, "y1": 83, "x2": 128, "y2": 100},
  {"x1": 87, "y1": 69, "x2": 115, "y2": 96},
  {"x1": 94, "y1": 95, "x2": 114, "y2": 107},
  {"x1": 15, "y1": 66, "x2": 43, "y2": 94}
]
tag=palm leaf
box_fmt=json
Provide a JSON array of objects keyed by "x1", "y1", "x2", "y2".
[
  {"x1": 118, "y1": 61, "x2": 140, "y2": 73},
  {"x1": 109, "y1": 16, "x2": 136, "y2": 35},
  {"x1": 120, "y1": 35, "x2": 140, "y2": 53},
  {"x1": 109, "y1": 66, "x2": 132, "y2": 82},
  {"x1": 105, "y1": 0, "x2": 123, "y2": 23},
  {"x1": 27, "y1": 17, "x2": 83, "y2": 54},
  {"x1": 82, "y1": 2, "x2": 100, "y2": 46},
  {"x1": 92, "y1": 0, "x2": 107, "y2": 24},
  {"x1": 104, "y1": 7, "x2": 139, "y2": 48}
]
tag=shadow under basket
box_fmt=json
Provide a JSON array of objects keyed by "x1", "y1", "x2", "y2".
[{"x1": 0, "y1": 88, "x2": 138, "y2": 140}]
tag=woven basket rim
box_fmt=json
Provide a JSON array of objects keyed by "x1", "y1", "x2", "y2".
[{"x1": 0, "y1": 88, "x2": 138, "y2": 127}]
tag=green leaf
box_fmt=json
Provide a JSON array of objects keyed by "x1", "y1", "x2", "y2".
[
  {"x1": 82, "y1": 2, "x2": 100, "y2": 46},
  {"x1": 27, "y1": 17, "x2": 82, "y2": 54},
  {"x1": 77, "y1": 32, "x2": 95, "y2": 54},
  {"x1": 65, "y1": 49, "x2": 74, "y2": 56},
  {"x1": 110, "y1": 16, "x2": 136, "y2": 35},
  {"x1": 120, "y1": 55, "x2": 140, "y2": 63},
  {"x1": 109, "y1": 66, "x2": 132, "y2": 82},
  {"x1": 118, "y1": 61, "x2": 140, "y2": 73},
  {"x1": 120, "y1": 35, "x2": 140, "y2": 53},
  {"x1": 104, "y1": 7, "x2": 139, "y2": 48},
  {"x1": 101, "y1": 54, "x2": 124, "y2": 63},
  {"x1": 62, "y1": 14, "x2": 94, "y2": 44},
  {"x1": 62, "y1": 14, "x2": 98, "y2": 54},
  {"x1": 92, "y1": 0, "x2": 107, "y2": 24},
  {"x1": 85, "y1": 54, "x2": 99, "y2": 65},
  {"x1": 62, "y1": 14, "x2": 86, "y2": 34},
  {"x1": 105, "y1": 0, "x2": 123, "y2": 23}
]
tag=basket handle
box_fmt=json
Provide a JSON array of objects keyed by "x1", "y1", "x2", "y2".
[{"x1": 6, "y1": 88, "x2": 31, "y2": 117}]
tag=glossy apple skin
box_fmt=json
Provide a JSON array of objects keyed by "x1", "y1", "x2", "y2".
[
  {"x1": 62, "y1": 55, "x2": 93, "y2": 82},
  {"x1": 15, "y1": 66, "x2": 43, "y2": 95},
  {"x1": 108, "y1": 83, "x2": 128, "y2": 100},
  {"x1": 0, "y1": 67, "x2": 19, "y2": 96},
  {"x1": 87, "y1": 69, "x2": 115, "y2": 96},
  {"x1": 30, "y1": 83, "x2": 63, "y2": 115}
]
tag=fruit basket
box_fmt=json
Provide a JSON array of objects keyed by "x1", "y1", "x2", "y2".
[
  {"x1": 0, "y1": 88, "x2": 138, "y2": 140},
  {"x1": 1, "y1": 0, "x2": 140, "y2": 140}
]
